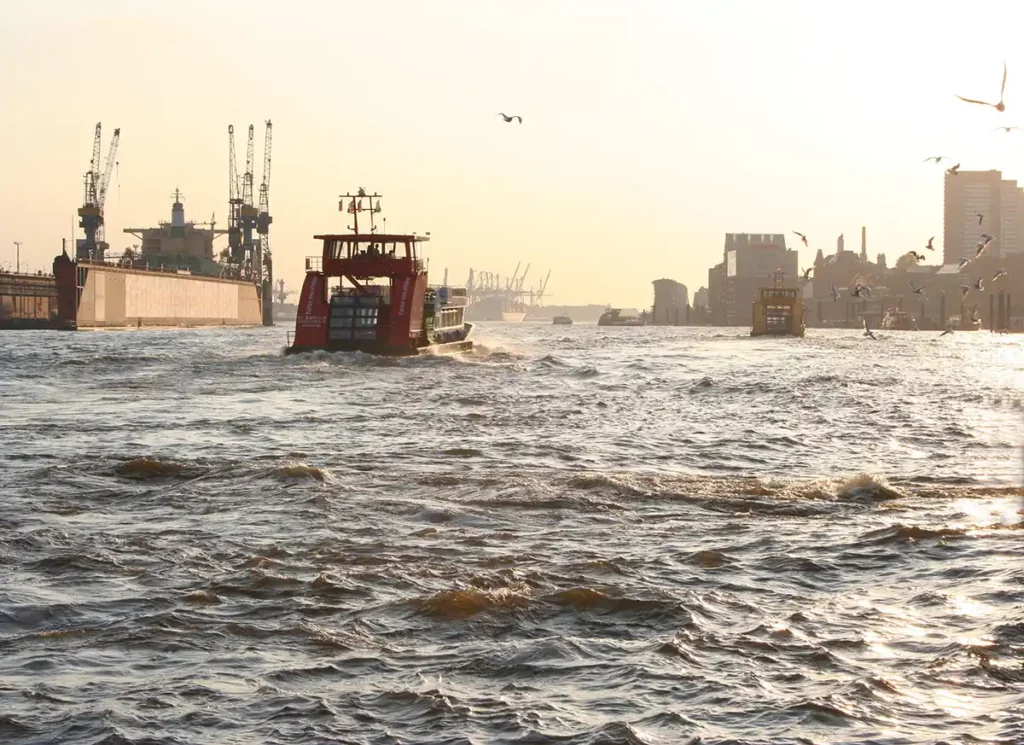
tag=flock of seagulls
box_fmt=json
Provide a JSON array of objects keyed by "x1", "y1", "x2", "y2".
[{"x1": 802, "y1": 62, "x2": 1016, "y2": 339}]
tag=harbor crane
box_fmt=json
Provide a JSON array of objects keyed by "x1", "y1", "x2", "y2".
[
  {"x1": 257, "y1": 120, "x2": 274, "y2": 325},
  {"x1": 531, "y1": 270, "x2": 552, "y2": 306},
  {"x1": 227, "y1": 125, "x2": 242, "y2": 262},
  {"x1": 77, "y1": 123, "x2": 120, "y2": 260},
  {"x1": 226, "y1": 120, "x2": 273, "y2": 322}
]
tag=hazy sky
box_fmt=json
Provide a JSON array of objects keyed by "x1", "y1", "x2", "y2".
[{"x1": 4, "y1": 1, "x2": 1024, "y2": 307}]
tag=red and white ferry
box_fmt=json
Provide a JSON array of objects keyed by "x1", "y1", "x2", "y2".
[{"x1": 285, "y1": 189, "x2": 473, "y2": 356}]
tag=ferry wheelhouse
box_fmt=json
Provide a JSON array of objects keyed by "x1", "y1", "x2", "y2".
[
  {"x1": 751, "y1": 270, "x2": 805, "y2": 337},
  {"x1": 285, "y1": 189, "x2": 473, "y2": 356}
]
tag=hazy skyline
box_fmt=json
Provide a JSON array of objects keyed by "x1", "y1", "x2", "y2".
[{"x1": 4, "y1": 1, "x2": 1024, "y2": 308}]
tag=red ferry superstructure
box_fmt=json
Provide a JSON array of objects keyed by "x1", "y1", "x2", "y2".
[{"x1": 285, "y1": 189, "x2": 473, "y2": 356}]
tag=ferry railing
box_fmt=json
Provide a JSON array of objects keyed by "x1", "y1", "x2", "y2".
[{"x1": 305, "y1": 256, "x2": 323, "y2": 273}]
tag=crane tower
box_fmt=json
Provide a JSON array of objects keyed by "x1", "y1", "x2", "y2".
[{"x1": 77, "y1": 123, "x2": 120, "y2": 260}]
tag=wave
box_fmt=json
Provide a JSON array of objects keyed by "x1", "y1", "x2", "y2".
[
  {"x1": 859, "y1": 524, "x2": 969, "y2": 544},
  {"x1": 113, "y1": 457, "x2": 187, "y2": 480},
  {"x1": 182, "y1": 589, "x2": 221, "y2": 605},
  {"x1": 272, "y1": 463, "x2": 330, "y2": 482},
  {"x1": 441, "y1": 447, "x2": 483, "y2": 458},
  {"x1": 684, "y1": 549, "x2": 733, "y2": 568},
  {"x1": 416, "y1": 586, "x2": 532, "y2": 619}
]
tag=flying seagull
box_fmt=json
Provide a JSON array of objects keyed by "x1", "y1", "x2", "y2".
[
  {"x1": 802, "y1": 267, "x2": 813, "y2": 280},
  {"x1": 863, "y1": 318, "x2": 877, "y2": 340},
  {"x1": 939, "y1": 329, "x2": 954, "y2": 337},
  {"x1": 981, "y1": 233, "x2": 994, "y2": 244},
  {"x1": 960, "y1": 283, "x2": 971, "y2": 298},
  {"x1": 909, "y1": 251, "x2": 926, "y2": 262},
  {"x1": 992, "y1": 269, "x2": 1008, "y2": 281},
  {"x1": 974, "y1": 277, "x2": 985, "y2": 291},
  {"x1": 909, "y1": 282, "x2": 926, "y2": 294},
  {"x1": 496, "y1": 113, "x2": 523, "y2": 123},
  {"x1": 923, "y1": 156, "x2": 951, "y2": 163},
  {"x1": 976, "y1": 212, "x2": 985, "y2": 225},
  {"x1": 852, "y1": 283, "x2": 872, "y2": 298},
  {"x1": 956, "y1": 61, "x2": 1007, "y2": 112},
  {"x1": 958, "y1": 257, "x2": 972, "y2": 269},
  {"x1": 975, "y1": 242, "x2": 990, "y2": 259},
  {"x1": 831, "y1": 283, "x2": 841, "y2": 302},
  {"x1": 793, "y1": 231, "x2": 808, "y2": 247},
  {"x1": 947, "y1": 163, "x2": 961, "y2": 176},
  {"x1": 995, "y1": 126, "x2": 1021, "y2": 132},
  {"x1": 925, "y1": 236, "x2": 935, "y2": 251}
]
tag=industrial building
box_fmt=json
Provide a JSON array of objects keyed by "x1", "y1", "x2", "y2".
[
  {"x1": 709, "y1": 233, "x2": 799, "y2": 326},
  {"x1": 650, "y1": 278, "x2": 689, "y2": 325}
]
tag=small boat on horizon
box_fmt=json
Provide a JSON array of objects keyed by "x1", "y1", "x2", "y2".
[
  {"x1": 880, "y1": 304, "x2": 918, "y2": 331},
  {"x1": 598, "y1": 307, "x2": 645, "y2": 327},
  {"x1": 285, "y1": 189, "x2": 473, "y2": 356},
  {"x1": 553, "y1": 315, "x2": 573, "y2": 325}
]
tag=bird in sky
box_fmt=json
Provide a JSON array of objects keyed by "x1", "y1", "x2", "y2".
[
  {"x1": 959, "y1": 257, "x2": 972, "y2": 269},
  {"x1": 976, "y1": 212, "x2": 985, "y2": 225},
  {"x1": 909, "y1": 251, "x2": 926, "y2": 262},
  {"x1": 852, "y1": 283, "x2": 872, "y2": 298},
  {"x1": 956, "y1": 61, "x2": 1007, "y2": 112},
  {"x1": 910, "y1": 282, "x2": 926, "y2": 294},
  {"x1": 981, "y1": 233, "x2": 994, "y2": 244},
  {"x1": 923, "y1": 156, "x2": 951, "y2": 163},
  {"x1": 496, "y1": 113, "x2": 523, "y2": 123},
  {"x1": 993, "y1": 269, "x2": 1008, "y2": 281},
  {"x1": 974, "y1": 277, "x2": 985, "y2": 291},
  {"x1": 863, "y1": 319, "x2": 877, "y2": 340},
  {"x1": 960, "y1": 283, "x2": 971, "y2": 298},
  {"x1": 994, "y1": 126, "x2": 1021, "y2": 132},
  {"x1": 802, "y1": 267, "x2": 813, "y2": 280},
  {"x1": 975, "y1": 242, "x2": 990, "y2": 259},
  {"x1": 831, "y1": 283, "x2": 841, "y2": 302},
  {"x1": 925, "y1": 237, "x2": 935, "y2": 251},
  {"x1": 939, "y1": 329, "x2": 954, "y2": 337},
  {"x1": 793, "y1": 231, "x2": 809, "y2": 247},
  {"x1": 947, "y1": 163, "x2": 961, "y2": 176}
]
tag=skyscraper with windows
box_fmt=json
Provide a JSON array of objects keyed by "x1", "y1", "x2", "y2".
[{"x1": 944, "y1": 169, "x2": 1024, "y2": 263}]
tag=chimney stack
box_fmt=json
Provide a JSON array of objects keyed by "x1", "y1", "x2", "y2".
[{"x1": 861, "y1": 226, "x2": 867, "y2": 260}]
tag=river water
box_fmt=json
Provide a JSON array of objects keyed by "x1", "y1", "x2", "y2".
[{"x1": 1, "y1": 324, "x2": 1022, "y2": 745}]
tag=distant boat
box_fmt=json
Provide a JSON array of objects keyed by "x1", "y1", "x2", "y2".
[
  {"x1": 598, "y1": 308, "x2": 645, "y2": 327},
  {"x1": 880, "y1": 306, "x2": 918, "y2": 331},
  {"x1": 750, "y1": 270, "x2": 805, "y2": 337},
  {"x1": 553, "y1": 315, "x2": 573, "y2": 325}
]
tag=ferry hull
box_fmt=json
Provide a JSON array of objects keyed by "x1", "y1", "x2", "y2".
[
  {"x1": 751, "y1": 325, "x2": 806, "y2": 338},
  {"x1": 285, "y1": 338, "x2": 473, "y2": 357}
]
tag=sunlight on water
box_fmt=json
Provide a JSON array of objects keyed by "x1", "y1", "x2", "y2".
[{"x1": 0, "y1": 325, "x2": 1020, "y2": 744}]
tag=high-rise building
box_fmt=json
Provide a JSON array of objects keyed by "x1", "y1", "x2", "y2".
[
  {"x1": 944, "y1": 169, "x2": 1024, "y2": 263},
  {"x1": 693, "y1": 286, "x2": 709, "y2": 309}
]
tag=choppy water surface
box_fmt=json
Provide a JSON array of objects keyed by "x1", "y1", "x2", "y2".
[{"x1": 1, "y1": 324, "x2": 1022, "y2": 745}]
